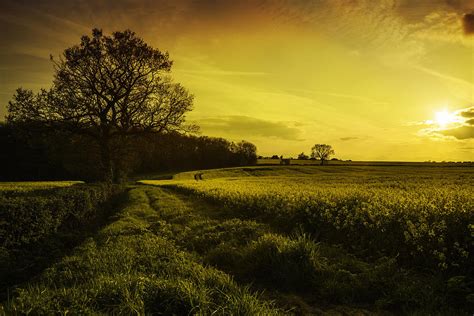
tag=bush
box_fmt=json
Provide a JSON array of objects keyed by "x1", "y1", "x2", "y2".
[{"x1": 0, "y1": 184, "x2": 118, "y2": 250}]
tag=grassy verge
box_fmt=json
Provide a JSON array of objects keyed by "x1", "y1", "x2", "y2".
[{"x1": 0, "y1": 184, "x2": 123, "y2": 301}]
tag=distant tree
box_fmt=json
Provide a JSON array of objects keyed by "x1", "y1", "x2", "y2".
[
  {"x1": 7, "y1": 28, "x2": 195, "y2": 183},
  {"x1": 271, "y1": 155, "x2": 279, "y2": 159},
  {"x1": 298, "y1": 152, "x2": 309, "y2": 160},
  {"x1": 234, "y1": 141, "x2": 257, "y2": 165},
  {"x1": 311, "y1": 144, "x2": 335, "y2": 165}
]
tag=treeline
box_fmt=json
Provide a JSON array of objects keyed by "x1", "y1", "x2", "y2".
[{"x1": 0, "y1": 122, "x2": 257, "y2": 182}]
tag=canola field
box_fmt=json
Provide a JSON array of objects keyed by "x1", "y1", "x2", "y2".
[{"x1": 143, "y1": 165, "x2": 474, "y2": 274}]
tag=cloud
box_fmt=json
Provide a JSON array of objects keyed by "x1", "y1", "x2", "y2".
[
  {"x1": 418, "y1": 106, "x2": 474, "y2": 140},
  {"x1": 198, "y1": 115, "x2": 303, "y2": 141},
  {"x1": 463, "y1": 12, "x2": 474, "y2": 34},
  {"x1": 340, "y1": 137, "x2": 359, "y2": 141},
  {"x1": 459, "y1": 106, "x2": 474, "y2": 118},
  {"x1": 412, "y1": 65, "x2": 474, "y2": 91},
  {"x1": 440, "y1": 125, "x2": 474, "y2": 139}
]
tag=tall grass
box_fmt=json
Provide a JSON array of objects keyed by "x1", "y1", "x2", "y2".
[{"x1": 3, "y1": 188, "x2": 282, "y2": 315}]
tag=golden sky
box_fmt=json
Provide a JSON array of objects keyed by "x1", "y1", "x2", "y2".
[{"x1": 1, "y1": 0, "x2": 473, "y2": 161}]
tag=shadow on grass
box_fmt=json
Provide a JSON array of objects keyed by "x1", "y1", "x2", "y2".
[{"x1": 0, "y1": 188, "x2": 128, "y2": 302}]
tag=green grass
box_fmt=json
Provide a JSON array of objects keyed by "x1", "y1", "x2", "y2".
[
  {"x1": 0, "y1": 183, "x2": 122, "y2": 304},
  {"x1": 2, "y1": 187, "x2": 282, "y2": 315},
  {"x1": 0, "y1": 181, "x2": 82, "y2": 192},
  {"x1": 141, "y1": 165, "x2": 474, "y2": 313},
  {"x1": 3, "y1": 165, "x2": 472, "y2": 314},
  {"x1": 134, "y1": 186, "x2": 466, "y2": 314}
]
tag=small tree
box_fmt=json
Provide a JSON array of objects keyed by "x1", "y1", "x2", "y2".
[
  {"x1": 298, "y1": 152, "x2": 309, "y2": 160},
  {"x1": 311, "y1": 144, "x2": 335, "y2": 165},
  {"x1": 7, "y1": 29, "x2": 195, "y2": 182}
]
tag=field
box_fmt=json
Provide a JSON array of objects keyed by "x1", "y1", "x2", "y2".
[
  {"x1": 2, "y1": 165, "x2": 473, "y2": 314},
  {"x1": 0, "y1": 181, "x2": 82, "y2": 192},
  {"x1": 142, "y1": 165, "x2": 474, "y2": 313}
]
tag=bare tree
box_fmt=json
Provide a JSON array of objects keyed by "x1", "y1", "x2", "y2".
[
  {"x1": 311, "y1": 144, "x2": 335, "y2": 165},
  {"x1": 7, "y1": 29, "x2": 196, "y2": 182}
]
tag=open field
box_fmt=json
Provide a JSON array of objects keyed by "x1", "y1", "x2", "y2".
[
  {"x1": 0, "y1": 181, "x2": 83, "y2": 192},
  {"x1": 142, "y1": 165, "x2": 474, "y2": 313},
  {"x1": 2, "y1": 165, "x2": 473, "y2": 314},
  {"x1": 257, "y1": 158, "x2": 474, "y2": 166}
]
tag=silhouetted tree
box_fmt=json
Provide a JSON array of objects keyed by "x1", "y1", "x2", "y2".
[
  {"x1": 311, "y1": 144, "x2": 335, "y2": 165},
  {"x1": 7, "y1": 29, "x2": 195, "y2": 182},
  {"x1": 298, "y1": 152, "x2": 309, "y2": 160},
  {"x1": 233, "y1": 141, "x2": 257, "y2": 166}
]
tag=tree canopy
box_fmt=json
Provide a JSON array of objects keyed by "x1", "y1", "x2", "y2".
[
  {"x1": 7, "y1": 29, "x2": 195, "y2": 182},
  {"x1": 311, "y1": 144, "x2": 335, "y2": 165}
]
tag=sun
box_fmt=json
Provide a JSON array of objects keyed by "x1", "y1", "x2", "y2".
[{"x1": 434, "y1": 110, "x2": 456, "y2": 128}]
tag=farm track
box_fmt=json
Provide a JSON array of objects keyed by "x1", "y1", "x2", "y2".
[{"x1": 142, "y1": 185, "x2": 378, "y2": 315}]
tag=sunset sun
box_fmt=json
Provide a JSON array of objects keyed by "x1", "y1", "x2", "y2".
[{"x1": 434, "y1": 110, "x2": 457, "y2": 128}]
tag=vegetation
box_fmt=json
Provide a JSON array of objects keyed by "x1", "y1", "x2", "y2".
[
  {"x1": 311, "y1": 144, "x2": 335, "y2": 165},
  {"x1": 2, "y1": 187, "x2": 281, "y2": 315},
  {"x1": 2, "y1": 19, "x2": 471, "y2": 315},
  {"x1": 2, "y1": 165, "x2": 473, "y2": 314},
  {"x1": 0, "y1": 183, "x2": 123, "y2": 301},
  {"x1": 0, "y1": 123, "x2": 257, "y2": 182},
  {"x1": 6, "y1": 29, "x2": 196, "y2": 183},
  {"x1": 142, "y1": 165, "x2": 474, "y2": 313}
]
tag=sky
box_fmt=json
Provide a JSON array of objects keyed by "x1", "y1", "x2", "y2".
[{"x1": 0, "y1": 0, "x2": 473, "y2": 161}]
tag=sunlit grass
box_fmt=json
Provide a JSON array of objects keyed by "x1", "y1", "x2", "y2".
[
  {"x1": 142, "y1": 165, "x2": 474, "y2": 271},
  {"x1": 0, "y1": 181, "x2": 83, "y2": 192}
]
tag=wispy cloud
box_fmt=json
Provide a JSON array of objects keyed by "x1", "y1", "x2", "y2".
[
  {"x1": 340, "y1": 137, "x2": 359, "y2": 141},
  {"x1": 412, "y1": 65, "x2": 474, "y2": 88},
  {"x1": 197, "y1": 115, "x2": 304, "y2": 141},
  {"x1": 175, "y1": 69, "x2": 267, "y2": 76}
]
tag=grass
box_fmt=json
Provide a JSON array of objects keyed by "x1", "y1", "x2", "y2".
[
  {"x1": 141, "y1": 165, "x2": 474, "y2": 313},
  {"x1": 135, "y1": 186, "x2": 465, "y2": 314},
  {"x1": 2, "y1": 165, "x2": 472, "y2": 314},
  {"x1": 0, "y1": 183, "x2": 123, "y2": 303},
  {"x1": 2, "y1": 187, "x2": 282, "y2": 315},
  {"x1": 0, "y1": 181, "x2": 83, "y2": 192}
]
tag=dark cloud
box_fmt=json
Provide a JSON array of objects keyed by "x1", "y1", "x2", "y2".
[
  {"x1": 340, "y1": 137, "x2": 359, "y2": 141},
  {"x1": 463, "y1": 12, "x2": 474, "y2": 34},
  {"x1": 459, "y1": 106, "x2": 474, "y2": 118},
  {"x1": 445, "y1": 0, "x2": 474, "y2": 10},
  {"x1": 466, "y1": 118, "x2": 474, "y2": 125},
  {"x1": 441, "y1": 125, "x2": 474, "y2": 139},
  {"x1": 198, "y1": 115, "x2": 303, "y2": 141}
]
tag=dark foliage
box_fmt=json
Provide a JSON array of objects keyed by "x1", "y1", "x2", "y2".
[
  {"x1": 0, "y1": 184, "x2": 124, "y2": 299},
  {"x1": 0, "y1": 122, "x2": 257, "y2": 181},
  {"x1": 6, "y1": 29, "x2": 196, "y2": 183}
]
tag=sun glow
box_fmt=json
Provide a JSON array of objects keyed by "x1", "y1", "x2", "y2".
[{"x1": 434, "y1": 110, "x2": 457, "y2": 128}]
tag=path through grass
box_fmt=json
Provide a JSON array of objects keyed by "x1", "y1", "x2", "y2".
[{"x1": 3, "y1": 187, "x2": 281, "y2": 315}]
